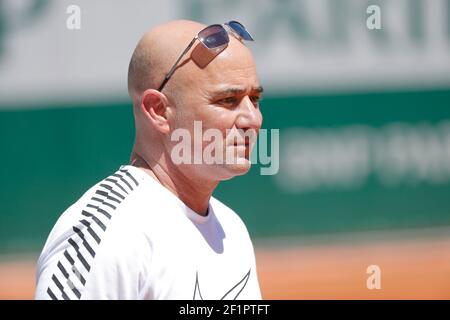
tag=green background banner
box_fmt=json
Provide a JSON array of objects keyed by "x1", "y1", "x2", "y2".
[{"x1": 1, "y1": 88, "x2": 450, "y2": 254}]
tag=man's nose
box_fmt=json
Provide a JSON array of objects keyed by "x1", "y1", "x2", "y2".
[{"x1": 235, "y1": 96, "x2": 262, "y2": 131}]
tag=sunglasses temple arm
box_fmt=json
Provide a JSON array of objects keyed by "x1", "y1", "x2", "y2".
[{"x1": 158, "y1": 36, "x2": 198, "y2": 91}]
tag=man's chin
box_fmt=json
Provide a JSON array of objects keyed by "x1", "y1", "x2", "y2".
[{"x1": 220, "y1": 159, "x2": 252, "y2": 180}]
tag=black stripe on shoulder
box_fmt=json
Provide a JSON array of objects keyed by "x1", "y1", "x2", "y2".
[
  {"x1": 99, "y1": 183, "x2": 125, "y2": 200},
  {"x1": 47, "y1": 288, "x2": 57, "y2": 300},
  {"x1": 91, "y1": 197, "x2": 116, "y2": 210},
  {"x1": 119, "y1": 169, "x2": 139, "y2": 187},
  {"x1": 104, "y1": 177, "x2": 129, "y2": 195},
  {"x1": 68, "y1": 238, "x2": 91, "y2": 271},
  {"x1": 95, "y1": 190, "x2": 121, "y2": 204},
  {"x1": 80, "y1": 219, "x2": 101, "y2": 244},
  {"x1": 86, "y1": 204, "x2": 112, "y2": 219},
  {"x1": 63, "y1": 250, "x2": 75, "y2": 265},
  {"x1": 73, "y1": 227, "x2": 96, "y2": 258},
  {"x1": 52, "y1": 274, "x2": 70, "y2": 300},
  {"x1": 112, "y1": 173, "x2": 133, "y2": 191},
  {"x1": 81, "y1": 210, "x2": 106, "y2": 231}
]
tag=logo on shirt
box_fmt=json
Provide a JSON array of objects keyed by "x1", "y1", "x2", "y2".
[{"x1": 193, "y1": 269, "x2": 251, "y2": 300}]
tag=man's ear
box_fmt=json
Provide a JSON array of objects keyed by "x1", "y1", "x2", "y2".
[{"x1": 140, "y1": 89, "x2": 170, "y2": 134}]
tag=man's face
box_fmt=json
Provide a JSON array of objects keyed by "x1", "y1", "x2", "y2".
[{"x1": 167, "y1": 41, "x2": 263, "y2": 181}]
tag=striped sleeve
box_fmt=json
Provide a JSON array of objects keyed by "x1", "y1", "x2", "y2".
[{"x1": 35, "y1": 168, "x2": 140, "y2": 300}]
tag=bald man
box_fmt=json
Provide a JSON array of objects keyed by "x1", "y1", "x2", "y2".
[{"x1": 35, "y1": 20, "x2": 263, "y2": 300}]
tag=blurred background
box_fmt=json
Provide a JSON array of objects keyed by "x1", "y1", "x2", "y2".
[{"x1": 1, "y1": 0, "x2": 450, "y2": 299}]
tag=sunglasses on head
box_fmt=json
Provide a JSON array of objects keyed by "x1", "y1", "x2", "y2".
[{"x1": 158, "y1": 20, "x2": 254, "y2": 91}]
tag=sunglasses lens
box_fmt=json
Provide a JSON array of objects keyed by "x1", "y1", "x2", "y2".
[
  {"x1": 228, "y1": 21, "x2": 254, "y2": 41},
  {"x1": 199, "y1": 25, "x2": 229, "y2": 49}
]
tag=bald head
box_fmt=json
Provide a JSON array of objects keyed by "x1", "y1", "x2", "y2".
[
  {"x1": 127, "y1": 20, "x2": 256, "y2": 103},
  {"x1": 127, "y1": 20, "x2": 206, "y2": 101}
]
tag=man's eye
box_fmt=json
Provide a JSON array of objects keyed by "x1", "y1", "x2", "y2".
[
  {"x1": 250, "y1": 96, "x2": 262, "y2": 104},
  {"x1": 217, "y1": 97, "x2": 238, "y2": 104}
]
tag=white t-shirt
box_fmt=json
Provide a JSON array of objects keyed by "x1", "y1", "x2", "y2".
[{"x1": 35, "y1": 165, "x2": 261, "y2": 300}]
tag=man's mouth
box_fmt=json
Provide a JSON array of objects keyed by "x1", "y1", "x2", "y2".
[
  {"x1": 233, "y1": 137, "x2": 251, "y2": 147},
  {"x1": 233, "y1": 142, "x2": 250, "y2": 147}
]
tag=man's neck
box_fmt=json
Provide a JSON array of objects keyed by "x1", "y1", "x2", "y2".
[{"x1": 130, "y1": 151, "x2": 216, "y2": 216}]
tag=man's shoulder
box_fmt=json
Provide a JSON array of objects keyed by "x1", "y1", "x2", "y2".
[
  {"x1": 36, "y1": 166, "x2": 149, "y2": 296},
  {"x1": 39, "y1": 166, "x2": 146, "y2": 256},
  {"x1": 64, "y1": 165, "x2": 143, "y2": 220}
]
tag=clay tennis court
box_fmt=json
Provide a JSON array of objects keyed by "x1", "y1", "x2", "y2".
[
  {"x1": 256, "y1": 234, "x2": 450, "y2": 299},
  {"x1": 1, "y1": 229, "x2": 449, "y2": 300}
]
